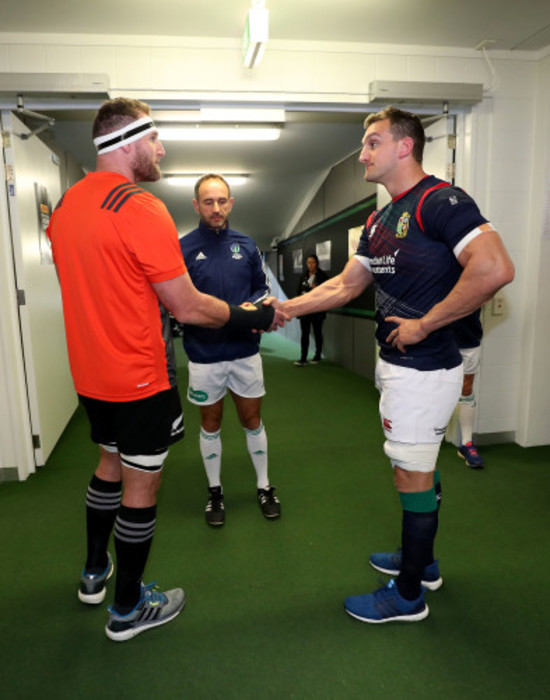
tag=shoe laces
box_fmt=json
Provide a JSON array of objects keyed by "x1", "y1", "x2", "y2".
[
  {"x1": 464, "y1": 442, "x2": 479, "y2": 455},
  {"x1": 259, "y1": 486, "x2": 278, "y2": 503},
  {"x1": 371, "y1": 579, "x2": 397, "y2": 607},
  {"x1": 208, "y1": 498, "x2": 224, "y2": 512},
  {"x1": 142, "y1": 582, "x2": 168, "y2": 606},
  {"x1": 108, "y1": 582, "x2": 165, "y2": 617},
  {"x1": 372, "y1": 578, "x2": 420, "y2": 614}
]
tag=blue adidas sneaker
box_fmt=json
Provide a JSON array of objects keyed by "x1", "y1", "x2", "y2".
[
  {"x1": 106, "y1": 582, "x2": 186, "y2": 642},
  {"x1": 345, "y1": 579, "x2": 429, "y2": 623},
  {"x1": 369, "y1": 550, "x2": 443, "y2": 591}
]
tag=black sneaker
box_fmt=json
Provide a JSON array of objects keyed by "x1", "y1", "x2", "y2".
[
  {"x1": 105, "y1": 583, "x2": 186, "y2": 642},
  {"x1": 78, "y1": 552, "x2": 114, "y2": 604},
  {"x1": 258, "y1": 486, "x2": 281, "y2": 519},
  {"x1": 205, "y1": 486, "x2": 225, "y2": 526},
  {"x1": 293, "y1": 360, "x2": 308, "y2": 367}
]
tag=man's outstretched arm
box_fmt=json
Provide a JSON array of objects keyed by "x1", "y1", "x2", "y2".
[
  {"x1": 152, "y1": 272, "x2": 283, "y2": 331},
  {"x1": 269, "y1": 257, "x2": 373, "y2": 319}
]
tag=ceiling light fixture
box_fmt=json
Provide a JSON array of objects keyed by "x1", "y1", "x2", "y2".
[
  {"x1": 165, "y1": 175, "x2": 249, "y2": 187},
  {"x1": 199, "y1": 107, "x2": 285, "y2": 123},
  {"x1": 242, "y1": 0, "x2": 269, "y2": 69},
  {"x1": 158, "y1": 126, "x2": 280, "y2": 141}
]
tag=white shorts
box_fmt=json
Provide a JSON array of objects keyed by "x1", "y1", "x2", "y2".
[
  {"x1": 460, "y1": 346, "x2": 481, "y2": 375},
  {"x1": 375, "y1": 358, "x2": 463, "y2": 444},
  {"x1": 187, "y1": 354, "x2": 265, "y2": 406}
]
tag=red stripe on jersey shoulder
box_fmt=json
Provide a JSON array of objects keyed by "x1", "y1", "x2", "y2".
[
  {"x1": 366, "y1": 210, "x2": 377, "y2": 228},
  {"x1": 416, "y1": 182, "x2": 450, "y2": 232}
]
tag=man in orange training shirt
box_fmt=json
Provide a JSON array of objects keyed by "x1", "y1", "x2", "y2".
[{"x1": 47, "y1": 97, "x2": 280, "y2": 641}]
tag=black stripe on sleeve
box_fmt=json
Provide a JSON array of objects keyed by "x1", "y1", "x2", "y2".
[{"x1": 101, "y1": 184, "x2": 144, "y2": 212}]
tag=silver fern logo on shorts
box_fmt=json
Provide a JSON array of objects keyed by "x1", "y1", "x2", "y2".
[{"x1": 171, "y1": 414, "x2": 184, "y2": 438}]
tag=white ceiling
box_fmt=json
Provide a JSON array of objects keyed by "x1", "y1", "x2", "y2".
[
  {"x1": 4, "y1": 0, "x2": 550, "y2": 249},
  {"x1": 3, "y1": 0, "x2": 550, "y2": 51}
]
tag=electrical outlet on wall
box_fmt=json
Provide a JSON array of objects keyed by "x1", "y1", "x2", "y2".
[{"x1": 491, "y1": 295, "x2": 504, "y2": 316}]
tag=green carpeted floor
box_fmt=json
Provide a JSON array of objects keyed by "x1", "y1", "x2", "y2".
[{"x1": 0, "y1": 333, "x2": 548, "y2": 699}]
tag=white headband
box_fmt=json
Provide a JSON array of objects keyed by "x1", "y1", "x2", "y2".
[{"x1": 93, "y1": 116, "x2": 156, "y2": 154}]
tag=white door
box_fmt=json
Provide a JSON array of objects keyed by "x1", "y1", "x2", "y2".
[
  {"x1": 423, "y1": 114, "x2": 456, "y2": 183},
  {"x1": 423, "y1": 114, "x2": 466, "y2": 444},
  {"x1": 1, "y1": 111, "x2": 77, "y2": 470}
]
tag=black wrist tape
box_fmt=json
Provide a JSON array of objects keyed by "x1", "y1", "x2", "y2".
[{"x1": 226, "y1": 303, "x2": 275, "y2": 332}]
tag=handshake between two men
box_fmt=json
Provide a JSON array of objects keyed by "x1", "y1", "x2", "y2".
[{"x1": 235, "y1": 296, "x2": 290, "y2": 333}]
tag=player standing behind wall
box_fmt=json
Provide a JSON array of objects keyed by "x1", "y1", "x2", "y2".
[{"x1": 452, "y1": 309, "x2": 485, "y2": 468}]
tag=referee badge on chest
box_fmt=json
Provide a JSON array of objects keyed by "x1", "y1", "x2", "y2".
[
  {"x1": 396, "y1": 212, "x2": 410, "y2": 239},
  {"x1": 230, "y1": 243, "x2": 243, "y2": 260}
]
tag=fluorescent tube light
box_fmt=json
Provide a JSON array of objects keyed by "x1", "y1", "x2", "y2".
[
  {"x1": 158, "y1": 126, "x2": 280, "y2": 141},
  {"x1": 200, "y1": 107, "x2": 285, "y2": 123},
  {"x1": 165, "y1": 175, "x2": 249, "y2": 187}
]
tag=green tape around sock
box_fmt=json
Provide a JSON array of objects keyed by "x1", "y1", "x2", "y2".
[{"x1": 399, "y1": 488, "x2": 438, "y2": 513}]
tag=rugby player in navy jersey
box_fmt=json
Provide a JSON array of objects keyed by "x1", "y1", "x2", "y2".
[{"x1": 270, "y1": 106, "x2": 514, "y2": 623}]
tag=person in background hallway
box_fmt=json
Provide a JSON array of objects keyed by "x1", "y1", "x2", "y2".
[
  {"x1": 270, "y1": 106, "x2": 514, "y2": 623},
  {"x1": 46, "y1": 99, "x2": 278, "y2": 641},
  {"x1": 179, "y1": 174, "x2": 281, "y2": 528},
  {"x1": 294, "y1": 254, "x2": 329, "y2": 366},
  {"x1": 453, "y1": 309, "x2": 484, "y2": 468}
]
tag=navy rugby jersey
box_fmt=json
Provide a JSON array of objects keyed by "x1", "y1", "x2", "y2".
[
  {"x1": 180, "y1": 221, "x2": 270, "y2": 363},
  {"x1": 355, "y1": 175, "x2": 488, "y2": 371}
]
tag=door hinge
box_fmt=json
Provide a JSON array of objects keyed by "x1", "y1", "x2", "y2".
[
  {"x1": 17, "y1": 289, "x2": 26, "y2": 306},
  {"x1": 32, "y1": 434, "x2": 41, "y2": 449},
  {"x1": 447, "y1": 134, "x2": 457, "y2": 149},
  {"x1": 1, "y1": 130, "x2": 11, "y2": 149},
  {"x1": 446, "y1": 162, "x2": 456, "y2": 181}
]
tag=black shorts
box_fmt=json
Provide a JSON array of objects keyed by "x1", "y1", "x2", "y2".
[{"x1": 79, "y1": 386, "x2": 184, "y2": 456}]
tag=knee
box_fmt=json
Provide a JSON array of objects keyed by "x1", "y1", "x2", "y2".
[
  {"x1": 242, "y1": 415, "x2": 262, "y2": 431},
  {"x1": 393, "y1": 466, "x2": 434, "y2": 493},
  {"x1": 122, "y1": 471, "x2": 163, "y2": 508}
]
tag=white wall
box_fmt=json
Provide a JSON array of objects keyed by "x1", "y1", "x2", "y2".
[
  {"x1": 0, "y1": 33, "x2": 525, "y2": 104},
  {"x1": 515, "y1": 53, "x2": 550, "y2": 445},
  {"x1": 0, "y1": 32, "x2": 548, "y2": 445},
  {"x1": 0, "y1": 165, "x2": 35, "y2": 480}
]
